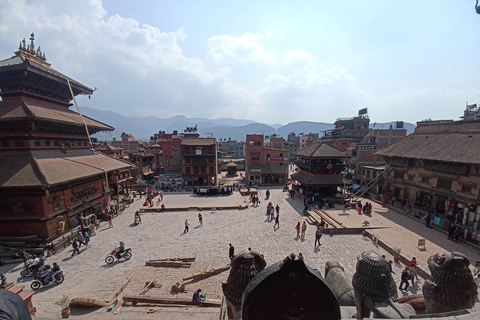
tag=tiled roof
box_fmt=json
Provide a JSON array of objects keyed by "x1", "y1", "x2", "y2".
[
  {"x1": 376, "y1": 133, "x2": 480, "y2": 164},
  {"x1": 291, "y1": 172, "x2": 347, "y2": 186},
  {"x1": 0, "y1": 54, "x2": 93, "y2": 93},
  {"x1": 0, "y1": 101, "x2": 112, "y2": 131},
  {"x1": 295, "y1": 142, "x2": 346, "y2": 158},
  {"x1": 181, "y1": 138, "x2": 216, "y2": 146},
  {"x1": 0, "y1": 151, "x2": 132, "y2": 188}
]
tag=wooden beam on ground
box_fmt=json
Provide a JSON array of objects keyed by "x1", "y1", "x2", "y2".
[
  {"x1": 148, "y1": 257, "x2": 195, "y2": 262},
  {"x1": 320, "y1": 209, "x2": 346, "y2": 228},
  {"x1": 139, "y1": 277, "x2": 157, "y2": 295},
  {"x1": 145, "y1": 261, "x2": 192, "y2": 267},
  {"x1": 110, "y1": 277, "x2": 131, "y2": 303},
  {"x1": 144, "y1": 281, "x2": 162, "y2": 288},
  {"x1": 313, "y1": 210, "x2": 337, "y2": 228},
  {"x1": 123, "y1": 295, "x2": 222, "y2": 307},
  {"x1": 183, "y1": 266, "x2": 230, "y2": 281}
]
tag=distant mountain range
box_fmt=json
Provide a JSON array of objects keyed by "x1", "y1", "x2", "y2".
[{"x1": 80, "y1": 106, "x2": 415, "y2": 142}]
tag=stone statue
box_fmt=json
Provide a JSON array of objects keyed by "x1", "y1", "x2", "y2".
[
  {"x1": 423, "y1": 251, "x2": 476, "y2": 314},
  {"x1": 222, "y1": 250, "x2": 266, "y2": 319},
  {"x1": 324, "y1": 260, "x2": 355, "y2": 306},
  {"x1": 352, "y1": 251, "x2": 415, "y2": 319},
  {"x1": 241, "y1": 253, "x2": 341, "y2": 320}
]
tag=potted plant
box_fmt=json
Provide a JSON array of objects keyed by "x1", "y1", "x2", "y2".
[
  {"x1": 393, "y1": 247, "x2": 401, "y2": 263},
  {"x1": 55, "y1": 295, "x2": 70, "y2": 318}
]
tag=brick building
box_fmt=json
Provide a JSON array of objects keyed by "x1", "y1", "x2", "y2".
[
  {"x1": 0, "y1": 35, "x2": 131, "y2": 240},
  {"x1": 153, "y1": 131, "x2": 182, "y2": 173},
  {"x1": 321, "y1": 109, "x2": 370, "y2": 151},
  {"x1": 376, "y1": 118, "x2": 480, "y2": 241},
  {"x1": 350, "y1": 128, "x2": 407, "y2": 185},
  {"x1": 245, "y1": 134, "x2": 289, "y2": 185},
  {"x1": 218, "y1": 139, "x2": 245, "y2": 159},
  {"x1": 181, "y1": 138, "x2": 217, "y2": 186}
]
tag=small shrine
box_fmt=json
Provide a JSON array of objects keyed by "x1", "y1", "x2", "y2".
[{"x1": 226, "y1": 161, "x2": 238, "y2": 177}]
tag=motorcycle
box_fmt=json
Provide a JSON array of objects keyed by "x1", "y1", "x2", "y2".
[
  {"x1": 20, "y1": 260, "x2": 45, "y2": 277},
  {"x1": 105, "y1": 248, "x2": 132, "y2": 264},
  {"x1": 30, "y1": 271, "x2": 64, "y2": 290}
]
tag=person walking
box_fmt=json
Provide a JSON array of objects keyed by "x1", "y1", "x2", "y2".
[
  {"x1": 314, "y1": 226, "x2": 323, "y2": 247},
  {"x1": 77, "y1": 232, "x2": 85, "y2": 248},
  {"x1": 295, "y1": 222, "x2": 301, "y2": 238},
  {"x1": 229, "y1": 244, "x2": 235, "y2": 260},
  {"x1": 275, "y1": 204, "x2": 280, "y2": 216},
  {"x1": 399, "y1": 266, "x2": 410, "y2": 291},
  {"x1": 107, "y1": 212, "x2": 113, "y2": 228},
  {"x1": 409, "y1": 257, "x2": 419, "y2": 282},
  {"x1": 184, "y1": 220, "x2": 190, "y2": 233},
  {"x1": 71, "y1": 239, "x2": 80, "y2": 257},
  {"x1": 273, "y1": 214, "x2": 280, "y2": 229},
  {"x1": 301, "y1": 221, "x2": 307, "y2": 239},
  {"x1": 198, "y1": 213, "x2": 203, "y2": 227},
  {"x1": 160, "y1": 191, "x2": 163, "y2": 201},
  {"x1": 21, "y1": 248, "x2": 29, "y2": 266},
  {"x1": 84, "y1": 232, "x2": 90, "y2": 248}
]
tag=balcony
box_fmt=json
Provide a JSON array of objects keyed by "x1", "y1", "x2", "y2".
[
  {"x1": 182, "y1": 149, "x2": 216, "y2": 156},
  {"x1": 295, "y1": 161, "x2": 344, "y2": 171}
]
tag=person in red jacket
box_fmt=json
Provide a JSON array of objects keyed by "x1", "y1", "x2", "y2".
[{"x1": 409, "y1": 257, "x2": 419, "y2": 282}]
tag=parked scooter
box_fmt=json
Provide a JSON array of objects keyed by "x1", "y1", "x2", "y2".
[
  {"x1": 30, "y1": 270, "x2": 64, "y2": 290},
  {"x1": 105, "y1": 248, "x2": 132, "y2": 264}
]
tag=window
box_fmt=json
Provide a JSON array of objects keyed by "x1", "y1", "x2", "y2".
[
  {"x1": 280, "y1": 153, "x2": 283, "y2": 157},
  {"x1": 366, "y1": 170, "x2": 371, "y2": 179},
  {"x1": 209, "y1": 167, "x2": 215, "y2": 174},
  {"x1": 404, "y1": 187, "x2": 410, "y2": 200},
  {"x1": 185, "y1": 167, "x2": 191, "y2": 174},
  {"x1": 437, "y1": 177, "x2": 452, "y2": 191},
  {"x1": 394, "y1": 170, "x2": 404, "y2": 180},
  {"x1": 34, "y1": 141, "x2": 42, "y2": 147},
  {"x1": 421, "y1": 176, "x2": 430, "y2": 183},
  {"x1": 461, "y1": 185, "x2": 472, "y2": 194}
]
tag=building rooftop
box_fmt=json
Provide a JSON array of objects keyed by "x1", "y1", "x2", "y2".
[
  {"x1": 295, "y1": 142, "x2": 346, "y2": 158},
  {"x1": 181, "y1": 138, "x2": 216, "y2": 146},
  {"x1": 0, "y1": 100, "x2": 113, "y2": 132},
  {"x1": 0, "y1": 150, "x2": 132, "y2": 188},
  {"x1": 376, "y1": 132, "x2": 480, "y2": 164}
]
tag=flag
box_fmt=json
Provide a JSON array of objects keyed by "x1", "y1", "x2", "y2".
[{"x1": 358, "y1": 108, "x2": 368, "y2": 115}]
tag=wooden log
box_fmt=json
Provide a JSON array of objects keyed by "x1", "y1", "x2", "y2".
[
  {"x1": 398, "y1": 294, "x2": 423, "y2": 303},
  {"x1": 122, "y1": 295, "x2": 222, "y2": 307},
  {"x1": 144, "y1": 281, "x2": 162, "y2": 288},
  {"x1": 110, "y1": 277, "x2": 131, "y2": 303},
  {"x1": 148, "y1": 257, "x2": 196, "y2": 262},
  {"x1": 70, "y1": 298, "x2": 109, "y2": 308},
  {"x1": 139, "y1": 277, "x2": 157, "y2": 295},
  {"x1": 183, "y1": 266, "x2": 230, "y2": 281},
  {"x1": 405, "y1": 297, "x2": 425, "y2": 310},
  {"x1": 145, "y1": 261, "x2": 191, "y2": 267}
]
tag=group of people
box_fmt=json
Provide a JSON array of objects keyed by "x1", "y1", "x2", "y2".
[
  {"x1": 71, "y1": 231, "x2": 91, "y2": 257},
  {"x1": 266, "y1": 202, "x2": 280, "y2": 228},
  {"x1": 250, "y1": 194, "x2": 260, "y2": 206},
  {"x1": 193, "y1": 186, "x2": 233, "y2": 196},
  {"x1": 399, "y1": 257, "x2": 419, "y2": 291},
  {"x1": 357, "y1": 201, "x2": 372, "y2": 215},
  {"x1": 447, "y1": 223, "x2": 462, "y2": 242}
]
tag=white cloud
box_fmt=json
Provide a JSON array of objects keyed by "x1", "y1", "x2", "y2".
[
  {"x1": 284, "y1": 49, "x2": 313, "y2": 66},
  {"x1": 207, "y1": 32, "x2": 276, "y2": 64}
]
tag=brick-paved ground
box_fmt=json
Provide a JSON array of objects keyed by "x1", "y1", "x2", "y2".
[{"x1": 2, "y1": 188, "x2": 478, "y2": 319}]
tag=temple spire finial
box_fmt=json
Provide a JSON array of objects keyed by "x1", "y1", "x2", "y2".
[{"x1": 29, "y1": 32, "x2": 35, "y2": 53}]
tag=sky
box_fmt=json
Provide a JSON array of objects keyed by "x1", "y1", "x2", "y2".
[{"x1": 0, "y1": 0, "x2": 479, "y2": 125}]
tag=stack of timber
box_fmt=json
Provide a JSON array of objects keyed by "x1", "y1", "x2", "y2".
[
  {"x1": 183, "y1": 266, "x2": 230, "y2": 281},
  {"x1": 123, "y1": 295, "x2": 222, "y2": 308},
  {"x1": 145, "y1": 257, "x2": 195, "y2": 268}
]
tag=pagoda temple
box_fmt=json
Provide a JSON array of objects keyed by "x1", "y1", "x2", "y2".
[{"x1": 0, "y1": 34, "x2": 132, "y2": 241}]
